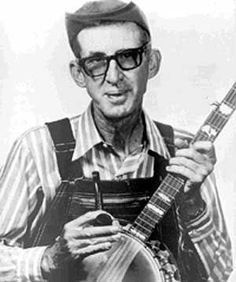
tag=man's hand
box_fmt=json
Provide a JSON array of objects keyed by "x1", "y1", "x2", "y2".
[
  {"x1": 166, "y1": 138, "x2": 216, "y2": 220},
  {"x1": 166, "y1": 138, "x2": 216, "y2": 193},
  {"x1": 41, "y1": 210, "x2": 121, "y2": 278}
]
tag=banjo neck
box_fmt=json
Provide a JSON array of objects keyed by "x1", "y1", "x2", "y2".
[{"x1": 130, "y1": 82, "x2": 236, "y2": 242}]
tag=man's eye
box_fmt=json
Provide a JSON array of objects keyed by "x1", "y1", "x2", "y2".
[
  {"x1": 86, "y1": 57, "x2": 104, "y2": 65},
  {"x1": 120, "y1": 51, "x2": 133, "y2": 58}
]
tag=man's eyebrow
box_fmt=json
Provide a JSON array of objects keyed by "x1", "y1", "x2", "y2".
[
  {"x1": 86, "y1": 47, "x2": 134, "y2": 57},
  {"x1": 87, "y1": 51, "x2": 106, "y2": 57}
]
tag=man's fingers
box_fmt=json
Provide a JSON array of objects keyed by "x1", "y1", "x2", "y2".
[
  {"x1": 174, "y1": 142, "x2": 215, "y2": 165},
  {"x1": 174, "y1": 137, "x2": 191, "y2": 149},
  {"x1": 63, "y1": 211, "x2": 121, "y2": 248},
  {"x1": 73, "y1": 242, "x2": 113, "y2": 260},
  {"x1": 175, "y1": 139, "x2": 215, "y2": 161},
  {"x1": 73, "y1": 225, "x2": 121, "y2": 239},
  {"x1": 191, "y1": 141, "x2": 213, "y2": 152},
  {"x1": 192, "y1": 141, "x2": 216, "y2": 164},
  {"x1": 66, "y1": 210, "x2": 114, "y2": 227},
  {"x1": 71, "y1": 234, "x2": 121, "y2": 249},
  {"x1": 170, "y1": 153, "x2": 207, "y2": 166},
  {"x1": 166, "y1": 164, "x2": 206, "y2": 183}
]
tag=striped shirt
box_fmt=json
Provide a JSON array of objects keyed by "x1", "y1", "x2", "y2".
[{"x1": 0, "y1": 104, "x2": 232, "y2": 281}]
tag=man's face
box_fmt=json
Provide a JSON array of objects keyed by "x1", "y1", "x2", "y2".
[{"x1": 77, "y1": 23, "x2": 150, "y2": 120}]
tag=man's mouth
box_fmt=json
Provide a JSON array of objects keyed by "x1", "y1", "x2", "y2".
[{"x1": 105, "y1": 90, "x2": 128, "y2": 103}]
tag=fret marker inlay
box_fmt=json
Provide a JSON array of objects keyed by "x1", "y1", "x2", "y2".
[
  {"x1": 147, "y1": 203, "x2": 164, "y2": 216},
  {"x1": 219, "y1": 103, "x2": 233, "y2": 116},
  {"x1": 157, "y1": 192, "x2": 171, "y2": 203},
  {"x1": 201, "y1": 125, "x2": 217, "y2": 137}
]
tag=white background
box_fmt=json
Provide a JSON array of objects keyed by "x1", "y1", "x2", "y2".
[{"x1": 0, "y1": 0, "x2": 236, "y2": 280}]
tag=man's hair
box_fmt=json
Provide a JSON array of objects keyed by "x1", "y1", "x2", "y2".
[
  {"x1": 78, "y1": 0, "x2": 126, "y2": 14},
  {"x1": 65, "y1": 0, "x2": 151, "y2": 58}
]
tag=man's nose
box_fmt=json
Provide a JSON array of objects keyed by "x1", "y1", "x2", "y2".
[{"x1": 105, "y1": 59, "x2": 123, "y2": 84}]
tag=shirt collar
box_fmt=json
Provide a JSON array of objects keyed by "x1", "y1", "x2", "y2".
[
  {"x1": 72, "y1": 104, "x2": 171, "y2": 161},
  {"x1": 72, "y1": 103, "x2": 103, "y2": 161},
  {"x1": 143, "y1": 110, "x2": 171, "y2": 159}
]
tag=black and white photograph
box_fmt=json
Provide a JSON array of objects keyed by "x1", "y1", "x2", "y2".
[{"x1": 0, "y1": 0, "x2": 235, "y2": 281}]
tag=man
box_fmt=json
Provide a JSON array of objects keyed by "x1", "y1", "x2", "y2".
[{"x1": 0, "y1": 0, "x2": 232, "y2": 281}]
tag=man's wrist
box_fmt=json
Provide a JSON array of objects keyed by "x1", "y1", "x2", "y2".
[
  {"x1": 179, "y1": 189, "x2": 206, "y2": 222},
  {"x1": 41, "y1": 248, "x2": 51, "y2": 280},
  {"x1": 40, "y1": 237, "x2": 68, "y2": 279},
  {"x1": 40, "y1": 244, "x2": 60, "y2": 280}
]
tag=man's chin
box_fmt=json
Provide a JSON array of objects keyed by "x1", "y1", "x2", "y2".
[
  {"x1": 102, "y1": 110, "x2": 132, "y2": 121},
  {"x1": 93, "y1": 103, "x2": 140, "y2": 122}
]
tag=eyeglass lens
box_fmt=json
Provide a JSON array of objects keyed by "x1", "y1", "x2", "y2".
[{"x1": 81, "y1": 43, "x2": 147, "y2": 77}]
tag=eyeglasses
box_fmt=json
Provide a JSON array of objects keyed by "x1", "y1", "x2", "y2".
[{"x1": 78, "y1": 42, "x2": 149, "y2": 78}]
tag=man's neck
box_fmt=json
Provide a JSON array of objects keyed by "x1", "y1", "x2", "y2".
[{"x1": 92, "y1": 105, "x2": 144, "y2": 159}]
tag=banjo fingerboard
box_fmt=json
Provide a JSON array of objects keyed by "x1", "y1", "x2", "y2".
[{"x1": 130, "y1": 82, "x2": 236, "y2": 241}]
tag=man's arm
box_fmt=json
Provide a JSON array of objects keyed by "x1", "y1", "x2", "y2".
[
  {"x1": 167, "y1": 131, "x2": 233, "y2": 281},
  {"x1": 0, "y1": 134, "x2": 48, "y2": 282},
  {"x1": 181, "y1": 173, "x2": 233, "y2": 281}
]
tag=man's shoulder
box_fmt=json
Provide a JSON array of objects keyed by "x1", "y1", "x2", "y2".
[
  {"x1": 23, "y1": 115, "x2": 81, "y2": 136},
  {"x1": 152, "y1": 120, "x2": 194, "y2": 140},
  {"x1": 17, "y1": 124, "x2": 48, "y2": 143},
  {"x1": 15, "y1": 114, "x2": 81, "y2": 149}
]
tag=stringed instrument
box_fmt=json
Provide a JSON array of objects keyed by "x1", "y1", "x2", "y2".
[{"x1": 77, "y1": 82, "x2": 236, "y2": 282}]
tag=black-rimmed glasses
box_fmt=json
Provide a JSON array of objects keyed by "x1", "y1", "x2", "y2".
[{"x1": 78, "y1": 42, "x2": 149, "y2": 78}]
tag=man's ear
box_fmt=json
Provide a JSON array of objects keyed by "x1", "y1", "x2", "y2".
[
  {"x1": 148, "y1": 49, "x2": 161, "y2": 79},
  {"x1": 69, "y1": 60, "x2": 86, "y2": 88}
]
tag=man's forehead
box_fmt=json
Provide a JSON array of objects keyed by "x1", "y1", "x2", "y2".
[{"x1": 77, "y1": 22, "x2": 142, "y2": 55}]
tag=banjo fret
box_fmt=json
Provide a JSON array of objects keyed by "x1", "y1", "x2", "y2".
[
  {"x1": 156, "y1": 191, "x2": 172, "y2": 204},
  {"x1": 129, "y1": 226, "x2": 147, "y2": 241},
  {"x1": 147, "y1": 203, "x2": 165, "y2": 217}
]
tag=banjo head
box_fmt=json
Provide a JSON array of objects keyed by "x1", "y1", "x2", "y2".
[{"x1": 77, "y1": 231, "x2": 179, "y2": 282}]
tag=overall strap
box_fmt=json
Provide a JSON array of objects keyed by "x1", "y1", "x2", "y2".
[
  {"x1": 46, "y1": 118, "x2": 76, "y2": 180},
  {"x1": 154, "y1": 121, "x2": 175, "y2": 157},
  {"x1": 31, "y1": 118, "x2": 76, "y2": 247},
  {"x1": 149, "y1": 121, "x2": 180, "y2": 260}
]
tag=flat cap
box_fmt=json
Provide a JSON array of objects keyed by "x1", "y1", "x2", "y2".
[{"x1": 65, "y1": 0, "x2": 150, "y2": 57}]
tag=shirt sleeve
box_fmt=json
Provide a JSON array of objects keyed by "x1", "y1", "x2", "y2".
[
  {"x1": 0, "y1": 134, "x2": 48, "y2": 282},
  {"x1": 173, "y1": 128, "x2": 233, "y2": 281},
  {"x1": 182, "y1": 173, "x2": 233, "y2": 282}
]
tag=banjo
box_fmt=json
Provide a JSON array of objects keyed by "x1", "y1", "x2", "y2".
[{"x1": 76, "y1": 82, "x2": 236, "y2": 282}]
